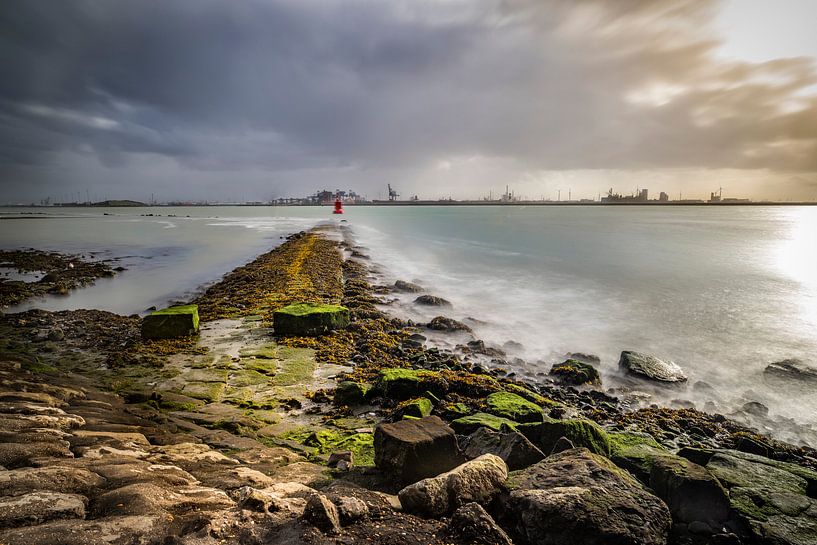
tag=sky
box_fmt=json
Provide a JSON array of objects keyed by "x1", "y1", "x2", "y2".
[{"x1": 1, "y1": 0, "x2": 817, "y2": 204}]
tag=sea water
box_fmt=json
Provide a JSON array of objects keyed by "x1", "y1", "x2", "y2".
[{"x1": 2, "y1": 205, "x2": 816, "y2": 444}]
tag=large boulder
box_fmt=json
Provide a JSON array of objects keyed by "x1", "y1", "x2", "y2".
[
  {"x1": 608, "y1": 431, "x2": 668, "y2": 483},
  {"x1": 460, "y1": 427, "x2": 545, "y2": 471},
  {"x1": 273, "y1": 303, "x2": 350, "y2": 336},
  {"x1": 141, "y1": 304, "x2": 199, "y2": 339},
  {"x1": 764, "y1": 358, "x2": 817, "y2": 384},
  {"x1": 374, "y1": 416, "x2": 464, "y2": 484},
  {"x1": 549, "y1": 359, "x2": 601, "y2": 386},
  {"x1": 705, "y1": 451, "x2": 817, "y2": 545},
  {"x1": 504, "y1": 448, "x2": 671, "y2": 545},
  {"x1": 618, "y1": 351, "x2": 687, "y2": 383},
  {"x1": 414, "y1": 295, "x2": 452, "y2": 307},
  {"x1": 398, "y1": 454, "x2": 508, "y2": 518},
  {"x1": 394, "y1": 280, "x2": 424, "y2": 293},
  {"x1": 519, "y1": 419, "x2": 611, "y2": 456},
  {"x1": 649, "y1": 455, "x2": 730, "y2": 526},
  {"x1": 485, "y1": 391, "x2": 545, "y2": 423}
]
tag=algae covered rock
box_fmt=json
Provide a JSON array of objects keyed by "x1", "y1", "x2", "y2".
[
  {"x1": 619, "y1": 351, "x2": 687, "y2": 383},
  {"x1": 273, "y1": 302, "x2": 350, "y2": 336},
  {"x1": 519, "y1": 419, "x2": 611, "y2": 457},
  {"x1": 549, "y1": 359, "x2": 601, "y2": 386},
  {"x1": 649, "y1": 455, "x2": 730, "y2": 525},
  {"x1": 504, "y1": 448, "x2": 671, "y2": 545},
  {"x1": 333, "y1": 381, "x2": 370, "y2": 406},
  {"x1": 484, "y1": 391, "x2": 545, "y2": 423},
  {"x1": 141, "y1": 304, "x2": 199, "y2": 339},
  {"x1": 451, "y1": 412, "x2": 519, "y2": 435},
  {"x1": 398, "y1": 397, "x2": 433, "y2": 419},
  {"x1": 374, "y1": 368, "x2": 448, "y2": 401},
  {"x1": 609, "y1": 431, "x2": 668, "y2": 482},
  {"x1": 374, "y1": 416, "x2": 464, "y2": 484}
]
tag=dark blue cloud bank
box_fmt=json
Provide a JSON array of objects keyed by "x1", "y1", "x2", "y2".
[{"x1": 1, "y1": 0, "x2": 816, "y2": 202}]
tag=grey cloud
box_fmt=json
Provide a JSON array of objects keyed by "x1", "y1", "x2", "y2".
[{"x1": 1, "y1": 0, "x2": 816, "y2": 200}]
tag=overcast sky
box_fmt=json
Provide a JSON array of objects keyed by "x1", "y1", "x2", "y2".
[{"x1": 2, "y1": 0, "x2": 817, "y2": 203}]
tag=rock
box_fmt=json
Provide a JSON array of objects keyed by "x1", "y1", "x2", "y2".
[
  {"x1": 334, "y1": 381, "x2": 371, "y2": 406},
  {"x1": 374, "y1": 368, "x2": 448, "y2": 401},
  {"x1": 140, "y1": 304, "x2": 199, "y2": 339},
  {"x1": 447, "y1": 502, "x2": 513, "y2": 545},
  {"x1": 235, "y1": 486, "x2": 276, "y2": 513},
  {"x1": 414, "y1": 295, "x2": 452, "y2": 307},
  {"x1": 335, "y1": 496, "x2": 368, "y2": 524},
  {"x1": 460, "y1": 427, "x2": 545, "y2": 470},
  {"x1": 427, "y1": 316, "x2": 472, "y2": 333},
  {"x1": 303, "y1": 494, "x2": 341, "y2": 534},
  {"x1": 91, "y1": 482, "x2": 235, "y2": 517},
  {"x1": 618, "y1": 351, "x2": 687, "y2": 383},
  {"x1": 735, "y1": 436, "x2": 770, "y2": 457},
  {"x1": 741, "y1": 401, "x2": 769, "y2": 417},
  {"x1": 398, "y1": 397, "x2": 433, "y2": 419},
  {"x1": 484, "y1": 391, "x2": 545, "y2": 423},
  {"x1": 398, "y1": 454, "x2": 508, "y2": 518},
  {"x1": 0, "y1": 514, "x2": 169, "y2": 545},
  {"x1": 707, "y1": 452, "x2": 808, "y2": 495},
  {"x1": 566, "y1": 353, "x2": 601, "y2": 365},
  {"x1": 608, "y1": 431, "x2": 669, "y2": 482},
  {"x1": 328, "y1": 451, "x2": 354, "y2": 469},
  {"x1": 394, "y1": 280, "x2": 424, "y2": 293},
  {"x1": 0, "y1": 492, "x2": 87, "y2": 528},
  {"x1": 451, "y1": 412, "x2": 519, "y2": 434},
  {"x1": 649, "y1": 455, "x2": 730, "y2": 525},
  {"x1": 549, "y1": 359, "x2": 601, "y2": 386},
  {"x1": 374, "y1": 415, "x2": 464, "y2": 484},
  {"x1": 504, "y1": 448, "x2": 671, "y2": 545},
  {"x1": 764, "y1": 358, "x2": 817, "y2": 383},
  {"x1": 273, "y1": 302, "x2": 350, "y2": 336},
  {"x1": 0, "y1": 466, "x2": 105, "y2": 496},
  {"x1": 728, "y1": 487, "x2": 817, "y2": 545},
  {"x1": 519, "y1": 419, "x2": 611, "y2": 456},
  {"x1": 47, "y1": 328, "x2": 65, "y2": 341},
  {"x1": 0, "y1": 441, "x2": 73, "y2": 468},
  {"x1": 550, "y1": 436, "x2": 574, "y2": 454}
]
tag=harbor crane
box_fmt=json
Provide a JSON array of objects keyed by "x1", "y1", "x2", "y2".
[{"x1": 388, "y1": 184, "x2": 399, "y2": 201}]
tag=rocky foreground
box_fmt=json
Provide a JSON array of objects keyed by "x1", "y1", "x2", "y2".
[{"x1": 1, "y1": 226, "x2": 816, "y2": 544}]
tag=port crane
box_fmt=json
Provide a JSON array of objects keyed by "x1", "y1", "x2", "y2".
[{"x1": 388, "y1": 184, "x2": 399, "y2": 201}]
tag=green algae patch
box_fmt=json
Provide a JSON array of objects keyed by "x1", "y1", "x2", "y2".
[
  {"x1": 273, "y1": 303, "x2": 350, "y2": 337},
  {"x1": 608, "y1": 431, "x2": 668, "y2": 482},
  {"x1": 503, "y1": 383, "x2": 557, "y2": 407},
  {"x1": 184, "y1": 368, "x2": 229, "y2": 383},
  {"x1": 244, "y1": 359, "x2": 278, "y2": 376},
  {"x1": 520, "y1": 419, "x2": 611, "y2": 456},
  {"x1": 282, "y1": 427, "x2": 375, "y2": 466},
  {"x1": 141, "y1": 304, "x2": 199, "y2": 339},
  {"x1": 374, "y1": 368, "x2": 448, "y2": 400},
  {"x1": 229, "y1": 369, "x2": 270, "y2": 387},
  {"x1": 451, "y1": 412, "x2": 519, "y2": 434},
  {"x1": 181, "y1": 381, "x2": 225, "y2": 402},
  {"x1": 272, "y1": 346, "x2": 316, "y2": 386},
  {"x1": 398, "y1": 397, "x2": 433, "y2": 419},
  {"x1": 485, "y1": 391, "x2": 545, "y2": 423}
]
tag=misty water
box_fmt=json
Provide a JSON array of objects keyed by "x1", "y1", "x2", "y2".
[{"x1": 2, "y1": 205, "x2": 816, "y2": 445}]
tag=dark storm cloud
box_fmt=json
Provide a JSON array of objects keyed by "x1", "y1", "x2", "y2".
[{"x1": 1, "y1": 0, "x2": 816, "y2": 198}]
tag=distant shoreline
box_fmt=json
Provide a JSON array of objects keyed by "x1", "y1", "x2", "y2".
[{"x1": 2, "y1": 201, "x2": 817, "y2": 208}]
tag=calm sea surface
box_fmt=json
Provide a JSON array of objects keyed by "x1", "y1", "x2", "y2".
[{"x1": 2, "y1": 205, "x2": 816, "y2": 443}]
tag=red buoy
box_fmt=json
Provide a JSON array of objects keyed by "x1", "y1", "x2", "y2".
[{"x1": 333, "y1": 198, "x2": 344, "y2": 214}]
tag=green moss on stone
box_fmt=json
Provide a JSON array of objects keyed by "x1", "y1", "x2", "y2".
[
  {"x1": 273, "y1": 303, "x2": 350, "y2": 336},
  {"x1": 375, "y1": 368, "x2": 448, "y2": 400},
  {"x1": 181, "y1": 381, "x2": 225, "y2": 402},
  {"x1": 608, "y1": 431, "x2": 669, "y2": 482},
  {"x1": 519, "y1": 419, "x2": 611, "y2": 456},
  {"x1": 334, "y1": 381, "x2": 371, "y2": 406},
  {"x1": 503, "y1": 383, "x2": 558, "y2": 407},
  {"x1": 451, "y1": 412, "x2": 519, "y2": 434},
  {"x1": 229, "y1": 369, "x2": 270, "y2": 387},
  {"x1": 485, "y1": 391, "x2": 545, "y2": 423},
  {"x1": 286, "y1": 428, "x2": 375, "y2": 466},
  {"x1": 549, "y1": 359, "x2": 601, "y2": 386},
  {"x1": 399, "y1": 397, "x2": 433, "y2": 418},
  {"x1": 272, "y1": 347, "x2": 316, "y2": 386},
  {"x1": 141, "y1": 304, "x2": 200, "y2": 339}
]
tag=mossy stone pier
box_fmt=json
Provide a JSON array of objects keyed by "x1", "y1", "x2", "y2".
[
  {"x1": 273, "y1": 302, "x2": 350, "y2": 336},
  {"x1": 141, "y1": 304, "x2": 200, "y2": 339}
]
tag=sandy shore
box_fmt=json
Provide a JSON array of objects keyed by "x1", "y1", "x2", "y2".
[{"x1": 1, "y1": 224, "x2": 816, "y2": 545}]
